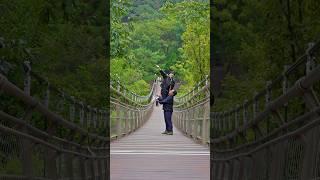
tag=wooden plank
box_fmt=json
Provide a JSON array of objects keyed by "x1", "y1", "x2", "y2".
[{"x1": 111, "y1": 105, "x2": 210, "y2": 180}]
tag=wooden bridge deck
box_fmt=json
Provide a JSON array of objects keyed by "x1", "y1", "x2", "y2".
[{"x1": 110, "y1": 105, "x2": 210, "y2": 180}]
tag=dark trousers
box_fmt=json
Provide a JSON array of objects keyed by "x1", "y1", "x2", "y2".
[{"x1": 164, "y1": 111, "x2": 173, "y2": 131}]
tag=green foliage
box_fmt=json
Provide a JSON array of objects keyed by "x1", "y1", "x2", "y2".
[
  {"x1": 162, "y1": 0, "x2": 210, "y2": 89},
  {"x1": 128, "y1": 80, "x2": 150, "y2": 95},
  {"x1": 0, "y1": 0, "x2": 108, "y2": 107},
  {"x1": 111, "y1": 0, "x2": 132, "y2": 57},
  {"x1": 213, "y1": 0, "x2": 320, "y2": 111},
  {"x1": 111, "y1": 0, "x2": 210, "y2": 95},
  {"x1": 0, "y1": 158, "x2": 22, "y2": 174},
  {"x1": 111, "y1": 57, "x2": 143, "y2": 84}
]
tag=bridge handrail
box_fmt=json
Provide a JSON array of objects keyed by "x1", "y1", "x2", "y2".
[
  {"x1": 0, "y1": 110, "x2": 108, "y2": 151},
  {"x1": 110, "y1": 76, "x2": 155, "y2": 103},
  {"x1": 212, "y1": 41, "x2": 320, "y2": 180},
  {"x1": 213, "y1": 106, "x2": 320, "y2": 154},
  {"x1": 109, "y1": 76, "x2": 156, "y2": 140},
  {"x1": 212, "y1": 41, "x2": 320, "y2": 142},
  {"x1": 212, "y1": 64, "x2": 320, "y2": 142},
  {"x1": 174, "y1": 84, "x2": 209, "y2": 108},
  {"x1": 110, "y1": 83, "x2": 155, "y2": 107},
  {"x1": 25, "y1": 62, "x2": 108, "y2": 113},
  {"x1": 110, "y1": 97, "x2": 154, "y2": 111},
  {"x1": 0, "y1": 61, "x2": 109, "y2": 179},
  {"x1": 173, "y1": 76, "x2": 210, "y2": 145},
  {"x1": 0, "y1": 69, "x2": 108, "y2": 142},
  {"x1": 213, "y1": 115, "x2": 320, "y2": 162},
  {"x1": 174, "y1": 75, "x2": 209, "y2": 104}
]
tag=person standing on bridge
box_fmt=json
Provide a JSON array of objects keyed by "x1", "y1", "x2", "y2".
[
  {"x1": 156, "y1": 65, "x2": 176, "y2": 135},
  {"x1": 157, "y1": 89, "x2": 177, "y2": 135}
]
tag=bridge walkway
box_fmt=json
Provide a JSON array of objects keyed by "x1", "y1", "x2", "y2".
[{"x1": 110, "y1": 104, "x2": 210, "y2": 180}]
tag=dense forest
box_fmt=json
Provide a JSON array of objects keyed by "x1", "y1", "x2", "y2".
[
  {"x1": 213, "y1": 0, "x2": 320, "y2": 110},
  {"x1": 0, "y1": 0, "x2": 108, "y2": 175},
  {"x1": 0, "y1": 0, "x2": 108, "y2": 107},
  {"x1": 111, "y1": 0, "x2": 210, "y2": 95}
]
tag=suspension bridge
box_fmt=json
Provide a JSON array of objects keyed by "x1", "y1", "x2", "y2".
[
  {"x1": 110, "y1": 76, "x2": 210, "y2": 180},
  {"x1": 0, "y1": 59, "x2": 210, "y2": 179},
  {"x1": 2, "y1": 41, "x2": 320, "y2": 180}
]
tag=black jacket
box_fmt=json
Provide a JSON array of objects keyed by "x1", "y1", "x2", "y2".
[
  {"x1": 158, "y1": 91, "x2": 177, "y2": 112},
  {"x1": 159, "y1": 70, "x2": 175, "y2": 98}
]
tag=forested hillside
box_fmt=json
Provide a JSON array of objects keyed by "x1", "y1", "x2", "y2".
[
  {"x1": 213, "y1": 0, "x2": 320, "y2": 110},
  {"x1": 0, "y1": 0, "x2": 108, "y2": 107},
  {"x1": 111, "y1": 0, "x2": 210, "y2": 95}
]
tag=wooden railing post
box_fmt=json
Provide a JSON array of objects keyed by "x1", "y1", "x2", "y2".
[
  {"x1": 127, "y1": 110, "x2": 130, "y2": 134},
  {"x1": 226, "y1": 111, "x2": 229, "y2": 133},
  {"x1": 79, "y1": 157, "x2": 87, "y2": 180},
  {"x1": 92, "y1": 156, "x2": 98, "y2": 180},
  {"x1": 137, "y1": 110, "x2": 141, "y2": 129},
  {"x1": 86, "y1": 105, "x2": 91, "y2": 128},
  {"x1": 180, "y1": 112, "x2": 183, "y2": 130},
  {"x1": 139, "y1": 110, "x2": 142, "y2": 128},
  {"x1": 97, "y1": 155, "x2": 103, "y2": 180},
  {"x1": 79, "y1": 101, "x2": 84, "y2": 125},
  {"x1": 227, "y1": 111, "x2": 231, "y2": 132},
  {"x1": 306, "y1": 42, "x2": 316, "y2": 75},
  {"x1": 129, "y1": 111, "x2": 132, "y2": 133},
  {"x1": 183, "y1": 110, "x2": 186, "y2": 134},
  {"x1": 216, "y1": 112, "x2": 220, "y2": 136},
  {"x1": 230, "y1": 110, "x2": 234, "y2": 131},
  {"x1": 116, "y1": 105, "x2": 122, "y2": 138},
  {"x1": 190, "y1": 109, "x2": 194, "y2": 136},
  {"x1": 70, "y1": 96, "x2": 75, "y2": 122},
  {"x1": 197, "y1": 107, "x2": 201, "y2": 138},
  {"x1": 283, "y1": 65, "x2": 289, "y2": 123},
  {"x1": 134, "y1": 110, "x2": 137, "y2": 131},
  {"x1": 99, "y1": 109, "x2": 103, "y2": 131},
  {"x1": 243, "y1": 100, "x2": 248, "y2": 125},
  {"x1": 21, "y1": 61, "x2": 33, "y2": 179},
  {"x1": 202, "y1": 103, "x2": 209, "y2": 144},
  {"x1": 46, "y1": 118, "x2": 58, "y2": 178},
  {"x1": 192, "y1": 108, "x2": 197, "y2": 139},
  {"x1": 88, "y1": 106, "x2": 93, "y2": 129},
  {"x1": 253, "y1": 93, "x2": 258, "y2": 120},
  {"x1": 185, "y1": 109, "x2": 189, "y2": 135},
  {"x1": 136, "y1": 110, "x2": 140, "y2": 130},
  {"x1": 212, "y1": 113, "x2": 216, "y2": 138},
  {"x1": 220, "y1": 112, "x2": 224, "y2": 136},
  {"x1": 235, "y1": 105, "x2": 239, "y2": 129},
  {"x1": 66, "y1": 96, "x2": 75, "y2": 179},
  {"x1": 103, "y1": 110, "x2": 107, "y2": 130},
  {"x1": 125, "y1": 110, "x2": 129, "y2": 134},
  {"x1": 94, "y1": 108, "x2": 98, "y2": 129},
  {"x1": 223, "y1": 111, "x2": 227, "y2": 134},
  {"x1": 303, "y1": 42, "x2": 319, "y2": 111},
  {"x1": 266, "y1": 81, "x2": 271, "y2": 133}
]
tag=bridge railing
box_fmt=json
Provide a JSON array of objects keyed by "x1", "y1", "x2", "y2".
[
  {"x1": 212, "y1": 41, "x2": 320, "y2": 180},
  {"x1": 174, "y1": 75, "x2": 209, "y2": 105},
  {"x1": 173, "y1": 76, "x2": 210, "y2": 145},
  {"x1": 110, "y1": 77, "x2": 155, "y2": 104},
  {"x1": 0, "y1": 61, "x2": 108, "y2": 179},
  {"x1": 109, "y1": 78, "x2": 156, "y2": 140}
]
